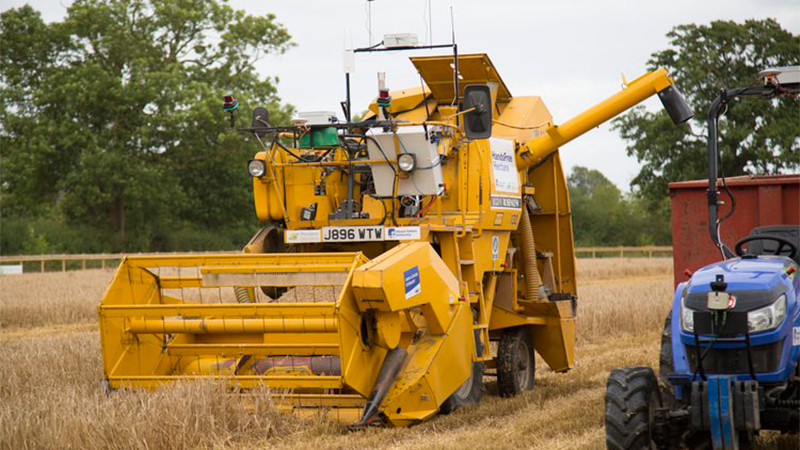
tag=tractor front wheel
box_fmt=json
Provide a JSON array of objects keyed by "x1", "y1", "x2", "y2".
[{"x1": 605, "y1": 367, "x2": 662, "y2": 450}]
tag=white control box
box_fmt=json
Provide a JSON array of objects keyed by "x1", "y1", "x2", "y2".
[
  {"x1": 366, "y1": 126, "x2": 444, "y2": 197},
  {"x1": 707, "y1": 291, "x2": 733, "y2": 311},
  {"x1": 296, "y1": 111, "x2": 338, "y2": 125},
  {"x1": 383, "y1": 33, "x2": 419, "y2": 48}
]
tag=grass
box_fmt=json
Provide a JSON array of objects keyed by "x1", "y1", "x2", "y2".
[{"x1": 0, "y1": 258, "x2": 794, "y2": 449}]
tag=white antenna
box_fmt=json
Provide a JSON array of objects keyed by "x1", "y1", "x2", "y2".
[
  {"x1": 423, "y1": 0, "x2": 433, "y2": 45},
  {"x1": 450, "y1": 5, "x2": 455, "y2": 44},
  {"x1": 429, "y1": 0, "x2": 433, "y2": 44},
  {"x1": 367, "y1": 0, "x2": 375, "y2": 46}
]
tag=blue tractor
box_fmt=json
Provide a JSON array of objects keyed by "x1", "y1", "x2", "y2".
[{"x1": 604, "y1": 67, "x2": 800, "y2": 450}]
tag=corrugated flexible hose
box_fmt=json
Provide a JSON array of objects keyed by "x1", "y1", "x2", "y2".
[{"x1": 518, "y1": 208, "x2": 542, "y2": 302}]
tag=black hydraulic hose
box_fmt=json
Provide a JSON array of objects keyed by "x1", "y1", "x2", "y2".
[
  {"x1": 692, "y1": 331, "x2": 707, "y2": 381},
  {"x1": 744, "y1": 329, "x2": 757, "y2": 381}
]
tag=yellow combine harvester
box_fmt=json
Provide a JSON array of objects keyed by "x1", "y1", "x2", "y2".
[{"x1": 99, "y1": 43, "x2": 692, "y2": 426}]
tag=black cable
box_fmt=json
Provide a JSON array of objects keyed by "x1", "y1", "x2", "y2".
[
  {"x1": 360, "y1": 134, "x2": 398, "y2": 226},
  {"x1": 368, "y1": 193, "x2": 389, "y2": 226},
  {"x1": 271, "y1": 137, "x2": 304, "y2": 161},
  {"x1": 692, "y1": 331, "x2": 707, "y2": 381}
]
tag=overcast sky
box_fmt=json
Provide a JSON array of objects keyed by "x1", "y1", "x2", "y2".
[{"x1": 6, "y1": 0, "x2": 799, "y2": 190}]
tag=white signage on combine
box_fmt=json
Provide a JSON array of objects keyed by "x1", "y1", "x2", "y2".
[
  {"x1": 285, "y1": 229, "x2": 322, "y2": 244},
  {"x1": 286, "y1": 226, "x2": 422, "y2": 243},
  {"x1": 490, "y1": 195, "x2": 522, "y2": 210},
  {"x1": 386, "y1": 226, "x2": 421, "y2": 241},
  {"x1": 322, "y1": 226, "x2": 385, "y2": 242},
  {"x1": 794, "y1": 327, "x2": 800, "y2": 346},
  {"x1": 490, "y1": 138, "x2": 519, "y2": 194}
]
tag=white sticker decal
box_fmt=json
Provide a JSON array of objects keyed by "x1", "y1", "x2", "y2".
[
  {"x1": 385, "y1": 226, "x2": 421, "y2": 241},
  {"x1": 794, "y1": 327, "x2": 800, "y2": 346},
  {"x1": 285, "y1": 229, "x2": 322, "y2": 243},
  {"x1": 490, "y1": 138, "x2": 520, "y2": 194}
]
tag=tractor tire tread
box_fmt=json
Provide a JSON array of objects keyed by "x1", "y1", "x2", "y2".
[{"x1": 605, "y1": 367, "x2": 660, "y2": 450}]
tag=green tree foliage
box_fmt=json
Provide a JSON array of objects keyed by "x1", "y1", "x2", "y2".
[
  {"x1": 613, "y1": 19, "x2": 800, "y2": 205},
  {"x1": 0, "y1": 0, "x2": 294, "y2": 253},
  {"x1": 568, "y1": 167, "x2": 670, "y2": 246}
]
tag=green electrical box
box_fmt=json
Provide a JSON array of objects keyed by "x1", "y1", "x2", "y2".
[{"x1": 299, "y1": 127, "x2": 339, "y2": 148}]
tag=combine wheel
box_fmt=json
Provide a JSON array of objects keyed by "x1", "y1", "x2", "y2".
[
  {"x1": 439, "y1": 362, "x2": 485, "y2": 414},
  {"x1": 605, "y1": 367, "x2": 662, "y2": 450},
  {"x1": 245, "y1": 226, "x2": 289, "y2": 300},
  {"x1": 497, "y1": 327, "x2": 535, "y2": 397}
]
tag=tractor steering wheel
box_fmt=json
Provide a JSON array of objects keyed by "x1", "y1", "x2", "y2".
[{"x1": 734, "y1": 235, "x2": 798, "y2": 260}]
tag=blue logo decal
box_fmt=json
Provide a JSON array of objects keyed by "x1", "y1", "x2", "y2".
[{"x1": 404, "y1": 266, "x2": 421, "y2": 299}]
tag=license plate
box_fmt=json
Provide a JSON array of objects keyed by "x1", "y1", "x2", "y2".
[{"x1": 322, "y1": 226, "x2": 385, "y2": 242}]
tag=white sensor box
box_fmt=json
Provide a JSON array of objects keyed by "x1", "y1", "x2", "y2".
[{"x1": 366, "y1": 126, "x2": 444, "y2": 197}]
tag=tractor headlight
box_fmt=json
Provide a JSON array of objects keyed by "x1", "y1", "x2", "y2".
[
  {"x1": 397, "y1": 153, "x2": 416, "y2": 172},
  {"x1": 248, "y1": 159, "x2": 266, "y2": 177},
  {"x1": 747, "y1": 294, "x2": 786, "y2": 333},
  {"x1": 681, "y1": 297, "x2": 695, "y2": 333}
]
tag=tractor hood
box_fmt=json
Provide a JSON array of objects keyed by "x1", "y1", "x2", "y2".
[{"x1": 684, "y1": 256, "x2": 794, "y2": 312}]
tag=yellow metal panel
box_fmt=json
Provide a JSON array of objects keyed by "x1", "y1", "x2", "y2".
[
  {"x1": 530, "y1": 316, "x2": 575, "y2": 372},
  {"x1": 527, "y1": 152, "x2": 577, "y2": 296},
  {"x1": 382, "y1": 302, "x2": 474, "y2": 425},
  {"x1": 491, "y1": 96, "x2": 553, "y2": 143},
  {"x1": 489, "y1": 306, "x2": 547, "y2": 330},
  {"x1": 352, "y1": 241, "x2": 460, "y2": 334},
  {"x1": 337, "y1": 257, "x2": 387, "y2": 398},
  {"x1": 410, "y1": 54, "x2": 512, "y2": 103}
]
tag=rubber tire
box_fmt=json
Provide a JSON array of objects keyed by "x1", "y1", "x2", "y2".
[
  {"x1": 256, "y1": 227, "x2": 289, "y2": 300},
  {"x1": 605, "y1": 367, "x2": 661, "y2": 450},
  {"x1": 658, "y1": 313, "x2": 678, "y2": 408},
  {"x1": 439, "y1": 362, "x2": 485, "y2": 414},
  {"x1": 497, "y1": 327, "x2": 536, "y2": 398}
]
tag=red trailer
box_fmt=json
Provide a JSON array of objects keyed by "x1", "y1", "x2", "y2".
[{"x1": 669, "y1": 174, "x2": 800, "y2": 286}]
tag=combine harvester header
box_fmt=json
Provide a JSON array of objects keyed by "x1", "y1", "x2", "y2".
[{"x1": 99, "y1": 35, "x2": 692, "y2": 427}]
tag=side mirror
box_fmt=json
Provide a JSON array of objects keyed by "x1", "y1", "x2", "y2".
[
  {"x1": 251, "y1": 107, "x2": 271, "y2": 137},
  {"x1": 657, "y1": 85, "x2": 693, "y2": 125},
  {"x1": 463, "y1": 85, "x2": 492, "y2": 139}
]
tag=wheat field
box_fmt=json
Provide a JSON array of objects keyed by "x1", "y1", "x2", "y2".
[{"x1": 0, "y1": 258, "x2": 794, "y2": 449}]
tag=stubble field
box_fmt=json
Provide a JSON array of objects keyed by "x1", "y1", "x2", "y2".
[{"x1": 0, "y1": 258, "x2": 794, "y2": 449}]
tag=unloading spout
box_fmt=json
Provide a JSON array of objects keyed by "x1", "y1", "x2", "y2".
[{"x1": 516, "y1": 68, "x2": 693, "y2": 171}]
